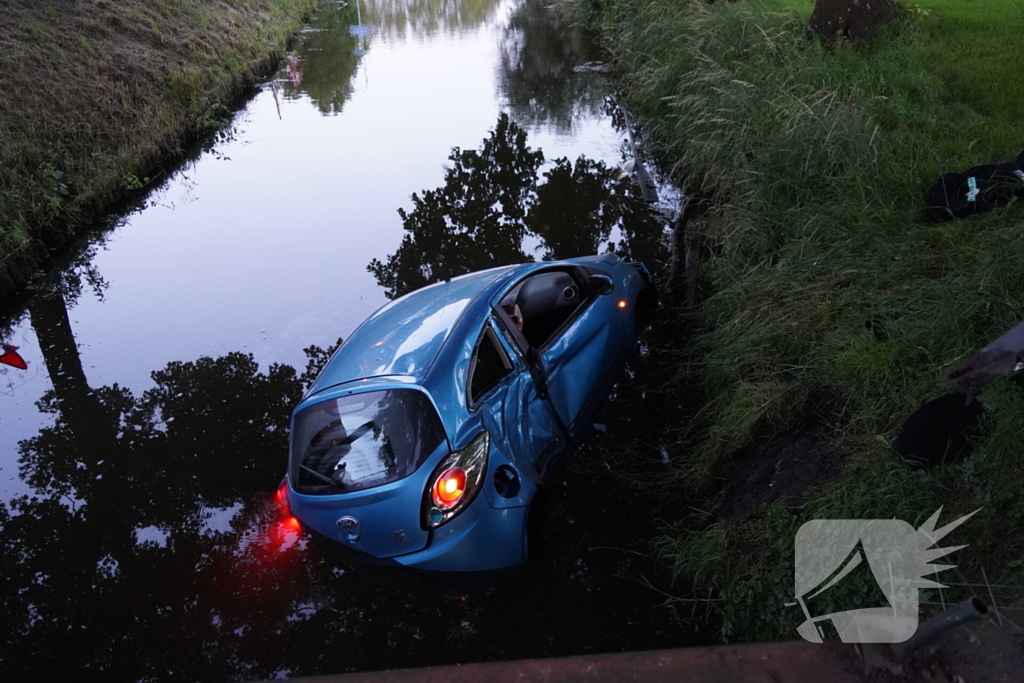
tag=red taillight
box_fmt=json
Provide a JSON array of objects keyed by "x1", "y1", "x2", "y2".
[
  {"x1": 275, "y1": 479, "x2": 290, "y2": 517},
  {"x1": 431, "y1": 467, "x2": 467, "y2": 509},
  {"x1": 422, "y1": 432, "x2": 489, "y2": 529}
]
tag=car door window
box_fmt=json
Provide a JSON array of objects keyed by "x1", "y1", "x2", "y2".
[
  {"x1": 468, "y1": 326, "x2": 513, "y2": 405},
  {"x1": 498, "y1": 270, "x2": 586, "y2": 350}
]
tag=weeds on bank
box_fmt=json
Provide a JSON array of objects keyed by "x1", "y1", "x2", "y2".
[{"x1": 594, "y1": 0, "x2": 1024, "y2": 640}]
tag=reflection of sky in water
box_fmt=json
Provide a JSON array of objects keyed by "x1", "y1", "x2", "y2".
[
  {"x1": 134, "y1": 525, "x2": 170, "y2": 548},
  {"x1": 202, "y1": 502, "x2": 245, "y2": 536}
]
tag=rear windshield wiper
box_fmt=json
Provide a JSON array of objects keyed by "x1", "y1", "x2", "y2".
[{"x1": 299, "y1": 464, "x2": 346, "y2": 491}]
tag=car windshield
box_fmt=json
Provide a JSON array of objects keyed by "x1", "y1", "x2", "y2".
[{"x1": 290, "y1": 390, "x2": 446, "y2": 495}]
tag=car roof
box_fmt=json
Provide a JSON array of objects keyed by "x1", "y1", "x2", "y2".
[{"x1": 306, "y1": 265, "x2": 518, "y2": 396}]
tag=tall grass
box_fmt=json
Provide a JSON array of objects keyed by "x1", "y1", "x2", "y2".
[{"x1": 595, "y1": 0, "x2": 1024, "y2": 641}]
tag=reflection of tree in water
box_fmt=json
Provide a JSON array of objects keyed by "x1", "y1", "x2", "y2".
[
  {"x1": 1, "y1": 299, "x2": 369, "y2": 679},
  {"x1": 1, "y1": 277, "x2": 347, "y2": 679},
  {"x1": 530, "y1": 157, "x2": 632, "y2": 261},
  {"x1": 1, "y1": 346, "x2": 308, "y2": 680},
  {"x1": 1, "y1": 286, "x2": 682, "y2": 680},
  {"x1": 0, "y1": 300, "x2": 681, "y2": 679},
  {"x1": 498, "y1": 0, "x2": 607, "y2": 135},
  {"x1": 368, "y1": 114, "x2": 543, "y2": 299},
  {"x1": 281, "y1": 0, "x2": 363, "y2": 115},
  {"x1": 369, "y1": 114, "x2": 665, "y2": 299},
  {"x1": 366, "y1": 0, "x2": 501, "y2": 39}
]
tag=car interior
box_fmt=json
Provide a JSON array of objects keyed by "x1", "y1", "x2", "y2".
[
  {"x1": 468, "y1": 327, "x2": 513, "y2": 404},
  {"x1": 500, "y1": 270, "x2": 585, "y2": 349}
]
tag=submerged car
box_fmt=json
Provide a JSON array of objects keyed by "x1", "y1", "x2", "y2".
[{"x1": 279, "y1": 254, "x2": 654, "y2": 572}]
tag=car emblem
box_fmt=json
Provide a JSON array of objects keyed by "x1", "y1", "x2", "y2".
[
  {"x1": 336, "y1": 516, "x2": 360, "y2": 541},
  {"x1": 394, "y1": 530, "x2": 409, "y2": 542}
]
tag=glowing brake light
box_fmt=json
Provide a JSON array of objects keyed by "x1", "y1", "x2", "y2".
[
  {"x1": 422, "y1": 432, "x2": 489, "y2": 529},
  {"x1": 617, "y1": 300, "x2": 627, "y2": 309},
  {"x1": 432, "y1": 468, "x2": 467, "y2": 509},
  {"x1": 275, "y1": 478, "x2": 291, "y2": 517}
]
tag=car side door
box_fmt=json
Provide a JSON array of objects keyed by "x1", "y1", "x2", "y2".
[
  {"x1": 468, "y1": 318, "x2": 563, "y2": 484},
  {"x1": 496, "y1": 266, "x2": 625, "y2": 440},
  {"x1": 539, "y1": 269, "x2": 630, "y2": 437}
]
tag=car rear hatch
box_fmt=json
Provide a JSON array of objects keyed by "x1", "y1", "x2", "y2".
[{"x1": 288, "y1": 388, "x2": 448, "y2": 558}]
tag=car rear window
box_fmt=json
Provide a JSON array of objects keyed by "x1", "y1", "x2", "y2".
[{"x1": 290, "y1": 390, "x2": 446, "y2": 495}]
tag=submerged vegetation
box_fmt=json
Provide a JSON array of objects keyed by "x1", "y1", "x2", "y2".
[
  {"x1": 589, "y1": 0, "x2": 1024, "y2": 641},
  {"x1": 0, "y1": 0, "x2": 317, "y2": 298}
]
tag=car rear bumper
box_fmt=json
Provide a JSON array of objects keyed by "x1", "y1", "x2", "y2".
[
  {"x1": 299, "y1": 494, "x2": 530, "y2": 573},
  {"x1": 393, "y1": 500, "x2": 530, "y2": 572}
]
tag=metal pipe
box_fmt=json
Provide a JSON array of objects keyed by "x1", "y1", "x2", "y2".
[{"x1": 896, "y1": 597, "x2": 988, "y2": 658}]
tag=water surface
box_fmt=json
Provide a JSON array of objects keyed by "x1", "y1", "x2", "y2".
[{"x1": 0, "y1": 0, "x2": 689, "y2": 679}]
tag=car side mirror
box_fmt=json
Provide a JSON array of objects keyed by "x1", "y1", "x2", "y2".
[{"x1": 589, "y1": 274, "x2": 614, "y2": 295}]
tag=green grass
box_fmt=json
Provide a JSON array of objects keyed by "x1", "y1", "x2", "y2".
[
  {"x1": 591, "y1": 0, "x2": 1024, "y2": 641},
  {"x1": 915, "y1": 0, "x2": 1024, "y2": 158},
  {"x1": 0, "y1": 0, "x2": 317, "y2": 297}
]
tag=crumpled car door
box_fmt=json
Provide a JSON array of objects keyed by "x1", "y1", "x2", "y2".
[
  {"x1": 485, "y1": 317, "x2": 565, "y2": 482},
  {"x1": 539, "y1": 288, "x2": 632, "y2": 438}
]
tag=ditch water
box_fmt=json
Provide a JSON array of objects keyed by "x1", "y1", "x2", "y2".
[{"x1": 0, "y1": 0, "x2": 694, "y2": 679}]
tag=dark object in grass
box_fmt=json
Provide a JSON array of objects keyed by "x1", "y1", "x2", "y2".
[
  {"x1": 893, "y1": 392, "x2": 983, "y2": 469},
  {"x1": 719, "y1": 433, "x2": 837, "y2": 518},
  {"x1": 896, "y1": 597, "x2": 989, "y2": 659},
  {"x1": 810, "y1": 0, "x2": 896, "y2": 44},
  {"x1": 924, "y1": 151, "x2": 1024, "y2": 222}
]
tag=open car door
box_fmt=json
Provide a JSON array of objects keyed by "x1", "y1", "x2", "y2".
[
  {"x1": 491, "y1": 306, "x2": 567, "y2": 483},
  {"x1": 494, "y1": 266, "x2": 626, "y2": 445}
]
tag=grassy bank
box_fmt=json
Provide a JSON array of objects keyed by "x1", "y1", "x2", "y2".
[
  {"x1": 592, "y1": 0, "x2": 1024, "y2": 641},
  {"x1": 0, "y1": 0, "x2": 317, "y2": 297}
]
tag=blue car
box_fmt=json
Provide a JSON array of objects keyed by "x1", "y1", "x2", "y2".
[{"x1": 280, "y1": 254, "x2": 654, "y2": 572}]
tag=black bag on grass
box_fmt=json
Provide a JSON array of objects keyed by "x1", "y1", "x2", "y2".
[{"x1": 924, "y1": 150, "x2": 1024, "y2": 222}]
